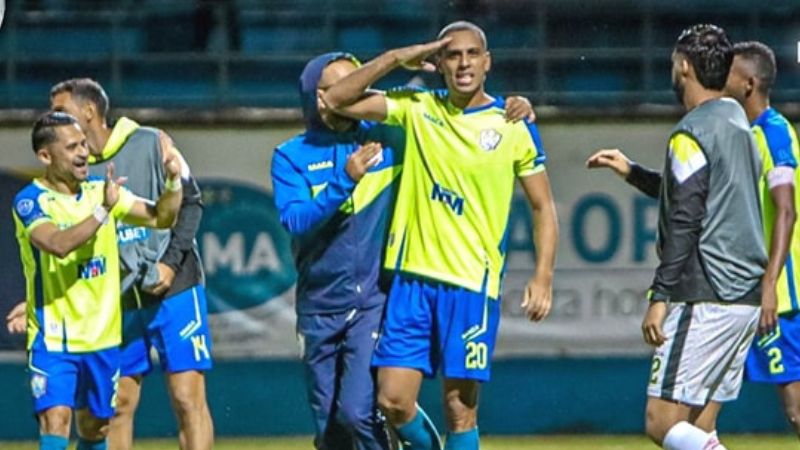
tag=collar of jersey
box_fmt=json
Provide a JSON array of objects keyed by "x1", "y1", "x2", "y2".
[
  {"x1": 752, "y1": 106, "x2": 775, "y2": 128},
  {"x1": 450, "y1": 95, "x2": 502, "y2": 115},
  {"x1": 89, "y1": 116, "x2": 140, "y2": 163},
  {"x1": 33, "y1": 178, "x2": 84, "y2": 200}
]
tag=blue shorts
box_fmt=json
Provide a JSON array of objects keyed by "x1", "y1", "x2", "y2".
[
  {"x1": 372, "y1": 274, "x2": 500, "y2": 381},
  {"x1": 746, "y1": 311, "x2": 800, "y2": 384},
  {"x1": 121, "y1": 285, "x2": 213, "y2": 377},
  {"x1": 28, "y1": 343, "x2": 120, "y2": 419}
]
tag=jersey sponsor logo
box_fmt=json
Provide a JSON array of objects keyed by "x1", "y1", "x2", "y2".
[
  {"x1": 78, "y1": 256, "x2": 107, "y2": 279},
  {"x1": 31, "y1": 374, "x2": 47, "y2": 398},
  {"x1": 431, "y1": 182, "x2": 465, "y2": 216},
  {"x1": 307, "y1": 160, "x2": 334, "y2": 171},
  {"x1": 479, "y1": 129, "x2": 502, "y2": 151},
  {"x1": 117, "y1": 225, "x2": 150, "y2": 244},
  {"x1": 15, "y1": 198, "x2": 34, "y2": 217},
  {"x1": 423, "y1": 112, "x2": 444, "y2": 127}
]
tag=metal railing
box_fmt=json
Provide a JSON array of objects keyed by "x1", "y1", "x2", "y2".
[{"x1": 0, "y1": 0, "x2": 798, "y2": 116}]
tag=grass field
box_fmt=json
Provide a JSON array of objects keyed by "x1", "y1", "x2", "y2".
[{"x1": 1, "y1": 435, "x2": 796, "y2": 449}]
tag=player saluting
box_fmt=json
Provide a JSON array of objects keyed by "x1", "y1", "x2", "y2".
[
  {"x1": 13, "y1": 112, "x2": 182, "y2": 450},
  {"x1": 322, "y1": 21, "x2": 558, "y2": 450},
  {"x1": 587, "y1": 25, "x2": 766, "y2": 450}
]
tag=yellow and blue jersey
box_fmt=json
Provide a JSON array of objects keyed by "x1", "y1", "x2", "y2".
[
  {"x1": 13, "y1": 177, "x2": 136, "y2": 352},
  {"x1": 754, "y1": 107, "x2": 800, "y2": 314},
  {"x1": 383, "y1": 89, "x2": 546, "y2": 298}
]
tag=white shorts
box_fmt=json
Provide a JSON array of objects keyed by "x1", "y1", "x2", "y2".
[{"x1": 647, "y1": 302, "x2": 759, "y2": 407}]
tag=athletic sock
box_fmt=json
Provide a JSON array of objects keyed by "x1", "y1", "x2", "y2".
[
  {"x1": 395, "y1": 405, "x2": 442, "y2": 450},
  {"x1": 76, "y1": 438, "x2": 107, "y2": 450},
  {"x1": 444, "y1": 427, "x2": 479, "y2": 450},
  {"x1": 662, "y1": 421, "x2": 726, "y2": 450},
  {"x1": 39, "y1": 434, "x2": 68, "y2": 450}
]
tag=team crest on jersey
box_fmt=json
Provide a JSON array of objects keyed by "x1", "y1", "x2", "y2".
[
  {"x1": 16, "y1": 198, "x2": 34, "y2": 217},
  {"x1": 31, "y1": 374, "x2": 47, "y2": 398},
  {"x1": 479, "y1": 129, "x2": 502, "y2": 151}
]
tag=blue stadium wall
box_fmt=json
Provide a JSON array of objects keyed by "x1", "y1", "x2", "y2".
[{"x1": 0, "y1": 358, "x2": 789, "y2": 439}]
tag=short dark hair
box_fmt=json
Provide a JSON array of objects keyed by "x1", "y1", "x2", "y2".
[
  {"x1": 50, "y1": 78, "x2": 109, "y2": 119},
  {"x1": 437, "y1": 20, "x2": 488, "y2": 50},
  {"x1": 733, "y1": 41, "x2": 776, "y2": 94},
  {"x1": 674, "y1": 24, "x2": 733, "y2": 91},
  {"x1": 31, "y1": 111, "x2": 78, "y2": 153}
]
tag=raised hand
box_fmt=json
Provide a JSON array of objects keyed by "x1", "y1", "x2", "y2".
[
  {"x1": 159, "y1": 131, "x2": 182, "y2": 180},
  {"x1": 103, "y1": 162, "x2": 127, "y2": 209},
  {"x1": 586, "y1": 148, "x2": 633, "y2": 178},
  {"x1": 394, "y1": 37, "x2": 452, "y2": 72},
  {"x1": 345, "y1": 142, "x2": 383, "y2": 182}
]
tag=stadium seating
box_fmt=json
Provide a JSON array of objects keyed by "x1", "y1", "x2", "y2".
[{"x1": 0, "y1": 0, "x2": 798, "y2": 109}]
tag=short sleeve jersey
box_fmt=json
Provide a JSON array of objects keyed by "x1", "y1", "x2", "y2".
[
  {"x1": 12, "y1": 177, "x2": 136, "y2": 352},
  {"x1": 753, "y1": 107, "x2": 800, "y2": 313},
  {"x1": 383, "y1": 89, "x2": 546, "y2": 298}
]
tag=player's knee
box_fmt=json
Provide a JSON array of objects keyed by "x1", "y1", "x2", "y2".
[
  {"x1": 443, "y1": 391, "x2": 477, "y2": 431},
  {"x1": 75, "y1": 415, "x2": 109, "y2": 441},
  {"x1": 170, "y1": 382, "x2": 207, "y2": 420},
  {"x1": 376, "y1": 391, "x2": 415, "y2": 425},
  {"x1": 39, "y1": 407, "x2": 71, "y2": 436}
]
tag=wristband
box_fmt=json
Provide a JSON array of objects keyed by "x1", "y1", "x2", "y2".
[
  {"x1": 165, "y1": 176, "x2": 182, "y2": 192},
  {"x1": 93, "y1": 205, "x2": 109, "y2": 225}
]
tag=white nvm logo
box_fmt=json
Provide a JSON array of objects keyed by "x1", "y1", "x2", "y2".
[{"x1": 203, "y1": 232, "x2": 281, "y2": 275}]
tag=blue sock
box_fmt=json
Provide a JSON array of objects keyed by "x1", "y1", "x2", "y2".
[
  {"x1": 76, "y1": 438, "x2": 107, "y2": 450},
  {"x1": 40, "y1": 434, "x2": 68, "y2": 450},
  {"x1": 395, "y1": 406, "x2": 442, "y2": 450},
  {"x1": 444, "y1": 427, "x2": 479, "y2": 450}
]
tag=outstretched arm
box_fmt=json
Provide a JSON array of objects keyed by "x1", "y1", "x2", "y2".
[
  {"x1": 320, "y1": 38, "x2": 451, "y2": 122},
  {"x1": 586, "y1": 148, "x2": 661, "y2": 198},
  {"x1": 519, "y1": 171, "x2": 559, "y2": 322}
]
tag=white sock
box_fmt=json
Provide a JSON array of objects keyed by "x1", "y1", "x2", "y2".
[{"x1": 662, "y1": 421, "x2": 726, "y2": 450}]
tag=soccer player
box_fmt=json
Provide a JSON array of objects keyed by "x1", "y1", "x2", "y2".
[
  {"x1": 321, "y1": 21, "x2": 558, "y2": 450},
  {"x1": 49, "y1": 79, "x2": 213, "y2": 450},
  {"x1": 272, "y1": 52, "x2": 535, "y2": 450},
  {"x1": 591, "y1": 40, "x2": 800, "y2": 440},
  {"x1": 14, "y1": 111, "x2": 182, "y2": 450},
  {"x1": 586, "y1": 25, "x2": 767, "y2": 450},
  {"x1": 728, "y1": 42, "x2": 800, "y2": 437}
]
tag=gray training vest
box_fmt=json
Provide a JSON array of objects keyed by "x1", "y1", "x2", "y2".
[
  {"x1": 660, "y1": 97, "x2": 767, "y2": 302},
  {"x1": 88, "y1": 119, "x2": 173, "y2": 300}
]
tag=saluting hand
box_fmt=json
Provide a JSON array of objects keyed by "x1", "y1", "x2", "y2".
[
  {"x1": 346, "y1": 142, "x2": 383, "y2": 182},
  {"x1": 394, "y1": 37, "x2": 452, "y2": 72}
]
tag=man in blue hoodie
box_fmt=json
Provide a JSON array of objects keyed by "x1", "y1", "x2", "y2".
[{"x1": 271, "y1": 52, "x2": 533, "y2": 450}]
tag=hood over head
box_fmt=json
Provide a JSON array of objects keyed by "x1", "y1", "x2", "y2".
[{"x1": 299, "y1": 52, "x2": 361, "y2": 132}]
